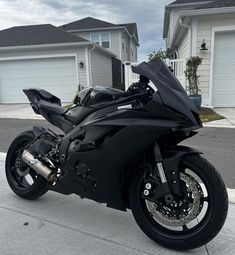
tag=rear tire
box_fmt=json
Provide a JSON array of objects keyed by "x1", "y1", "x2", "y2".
[
  {"x1": 129, "y1": 155, "x2": 228, "y2": 250},
  {"x1": 5, "y1": 131, "x2": 48, "y2": 200}
]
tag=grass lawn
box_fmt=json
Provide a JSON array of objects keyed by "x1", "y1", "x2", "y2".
[{"x1": 200, "y1": 107, "x2": 224, "y2": 123}]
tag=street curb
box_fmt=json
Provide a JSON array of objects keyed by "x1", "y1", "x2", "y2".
[
  {"x1": 0, "y1": 152, "x2": 6, "y2": 161},
  {"x1": 0, "y1": 153, "x2": 234, "y2": 204},
  {"x1": 203, "y1": 124, "x2": 235, "y2": 129},
  {"x1": 227, "y1": 189, "x2": 235, "y2": 204}
]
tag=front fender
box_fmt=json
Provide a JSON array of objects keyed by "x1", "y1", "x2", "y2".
[{"x1": 162, "y1": 146, "x2": 202, "y2": 196}]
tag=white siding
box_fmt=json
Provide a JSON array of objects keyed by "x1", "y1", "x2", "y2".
[
  {"x1": 178, "y1": 32, "x2": 189, "y2": 59},
  {"x1": 121, "y1": 31, "x2": 130, "y2": 62},
  {"x1": 130, "y1": 39, "x2": 138, "y2": 62},
  {"x1": 90, "y1": 49, "x2": 112, "y2": 87},
  {"x1": 73, "y1": 32, "x2": 90, "y2": 40},
  {"x1": 196, "y1": 13, "x2": 235, "y2": 104},
  {"x1": 72, "y1": 30, "x2": 121, "y2": 60},
  {"x1": 110, "y1": 30, "x2": 121, "y2": 58}
]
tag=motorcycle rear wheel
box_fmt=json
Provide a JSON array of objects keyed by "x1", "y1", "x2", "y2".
[
  {"x1": 129, "y1": 154, "x2": 228, "y2": 251},
  {"x1": 5, "y1": 131, "x2": 48, "y2": 200}
]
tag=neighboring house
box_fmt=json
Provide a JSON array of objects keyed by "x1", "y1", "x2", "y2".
[
  {"x1": 0, "y1": 17, "x2": 139, "y2": 104},
  {"x1": 0, "y1": 24, "x2": 115, "y2": 103},
  {"x1": 163, "y1": 0, "x2": 235, "y2": 107},
  {"x1": 60, "y1": 17, "x2": 139, "y2": 63}
]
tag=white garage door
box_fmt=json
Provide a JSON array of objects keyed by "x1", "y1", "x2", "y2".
[
  {"x1": 0, "y1": 57, "x2": 77, "y2": 103},
  {"x1": 212, "y1": 31, "x2": 235, "y2": 107}
]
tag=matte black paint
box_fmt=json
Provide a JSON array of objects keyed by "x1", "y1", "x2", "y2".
[{"x1": 22, "y1": 59, "x2": 203, "y2": 211}]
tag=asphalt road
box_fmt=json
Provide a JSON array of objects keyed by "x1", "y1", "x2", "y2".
[{"x1": 0, "y1": 118, "x2": 235, "y2": 188}]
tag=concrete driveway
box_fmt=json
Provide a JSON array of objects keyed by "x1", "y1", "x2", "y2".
[
  {"x1": 0, "y1": 104, "x2": 43, "y2": 119},
  {"x1": 0, "y1": 103, "x2": 70, "y2": 119},
  {"x1": 0, "y1": 160, "x2": 235, "y2": 255},
  {"x1": 215, "y1": 108, "x2": 235, "y2": 125}
]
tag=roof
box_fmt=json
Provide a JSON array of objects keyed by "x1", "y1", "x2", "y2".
[
  {"x1": 60, "y1": 17, "x2": 115, "y2": 31},
  {"x1": 0, "y1": 24, "x2": 88, "y2": 48},
  {"x1": 60, "y1": 17, "x2": 139, "y2": 42},
  {"x1": 169, "y1": 0, "x2": 208, "y2": 5},
  {"x1": 119, "y1": 23, "x2": 139, "y2": 41}
]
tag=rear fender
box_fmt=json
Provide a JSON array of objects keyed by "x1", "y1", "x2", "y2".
[{"x1": 162, "y1": 146, "x2": 202, "y2": 196}]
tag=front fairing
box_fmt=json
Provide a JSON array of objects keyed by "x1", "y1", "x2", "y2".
[{"x1": 132, "y1": 60, "x2": 202, "y2": 127}]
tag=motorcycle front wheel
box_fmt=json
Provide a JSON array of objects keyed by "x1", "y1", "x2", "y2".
[{"x1": 129, "y1": 154, "x2": 228, "y2": 251}]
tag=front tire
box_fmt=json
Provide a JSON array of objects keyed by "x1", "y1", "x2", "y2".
[
  {"x1": 5, "y1": 131, "x2": 48, "y2": 200},
  {"x1": 129, "y1": 155, "x2": 228, "y2": 250}
]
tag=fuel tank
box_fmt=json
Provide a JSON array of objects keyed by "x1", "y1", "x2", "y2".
[{"x1": 79, "y1": 86, "x2": 123, "y2": 107}]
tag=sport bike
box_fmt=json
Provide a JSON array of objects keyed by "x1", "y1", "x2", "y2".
[{"x1": 5, "y1": 60, "x2": 228, "y2": 250}]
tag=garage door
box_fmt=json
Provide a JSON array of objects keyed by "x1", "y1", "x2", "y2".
[
  {"x1": 0, "y1": 57, "x2": 77, "y2": 103},
  {"x1": 212, "y1": 31, "x2": 235, "y2": 107}
]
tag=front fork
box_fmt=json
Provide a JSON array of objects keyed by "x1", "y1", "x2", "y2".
[{"x1": 143, "y1": 142, "x2": 178, "y2": 203}]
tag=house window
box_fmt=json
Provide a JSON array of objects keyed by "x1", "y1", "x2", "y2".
[
  {"x1": 101, "y1": 32, "x2": 110, "y2": 48},
  {"x1": 91, "y1": 33, "x2": 100, "y2": 45},
  {"x1": 90, "y1": 32, "x2": 110, "y2": 49}
]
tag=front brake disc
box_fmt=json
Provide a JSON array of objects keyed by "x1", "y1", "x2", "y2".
[{"x1": 145, "y1": 173, "x2": 204, "y2": 227}]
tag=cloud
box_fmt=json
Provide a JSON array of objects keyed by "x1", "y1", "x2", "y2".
[{"x1": 0, "y1": 0, "x2": 172, "y2": 61}]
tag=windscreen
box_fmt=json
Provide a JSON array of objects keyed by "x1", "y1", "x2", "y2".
[{"x1": 132, "y1": 60, "x2": 200, "y2": 125}]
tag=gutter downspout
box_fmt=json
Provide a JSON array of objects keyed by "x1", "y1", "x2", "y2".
[
  {"x1": 88, "y1": 45, "x2": 96, "y2": 87},
  {"x1": 180, "y1": 18, "x2": 192, "y2": 57}
]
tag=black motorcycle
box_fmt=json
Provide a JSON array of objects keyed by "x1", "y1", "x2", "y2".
[{"x1": 5, "y1": 60, "x2": 228, "y2": 251}]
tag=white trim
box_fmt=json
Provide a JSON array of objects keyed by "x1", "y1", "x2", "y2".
[
  {"x1": 179, "y1": 18, "x2": 192, "y2": 57},
  {"x1": 0, "y1": 42, "x2": 115, "y2": 58},
  {"x1": 119, "y1": 31, "x2": 122, "y2": 60},
  {"x1": 0, "y1": 53, "x2": 77, "y2": 61},
  {"x1": 209, "y1": 25, "x2": 235, "y2": 106},
  {"x1": 191, "y1": 18, "x2": 198, "y2": 56},
  {"x1": 166, "y1": 1, "x2": 211, "y2": 8},
  {"x1": 68, "y1": 26, "x2": 125, "y2": 33},
  {"x1": 0, "y1": 42, "x2": 92, "y2": 52},
  {"x1": 85, "y1": 47, "x2": 91, "y2": 87},
  {"x1": 75, "y1": 54, "x2": 80, "y2": 86}
]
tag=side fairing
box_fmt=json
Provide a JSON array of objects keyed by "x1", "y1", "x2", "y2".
[{"x1": 52, "y1": 104, "x2": 183, "y2": 210}]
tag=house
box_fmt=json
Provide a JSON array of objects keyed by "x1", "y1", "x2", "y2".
[
  {"x1": 163, "y1": 0, "x2": 235, "y2": 107},
  {"x1": 0, "y1": 24, "x2": 115, "y2": 103},
  {"x1": 61, "y1": 17, "x2": 139, "y2": 88},
  {"x1": 60, "y1": 17, "x2": 139, "y2": 63},
  {"x1": 0, "y1": 17, "x2": 138, "y2": 103}
]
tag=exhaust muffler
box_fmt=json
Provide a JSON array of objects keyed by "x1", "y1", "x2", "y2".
[{"x1": 22, "y1": 150, "x2": 57, "y2": 183}]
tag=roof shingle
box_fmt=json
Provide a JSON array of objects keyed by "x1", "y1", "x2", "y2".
[
  {"x1": 60, "y1": 17, "x2": 139, "y2": 42},
  {"x1": 0, "y1": 24, "x2": 88, "y2": 48}
]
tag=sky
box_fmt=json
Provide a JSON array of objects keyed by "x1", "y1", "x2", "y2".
[{"x1": 0, "y1": 0, "x2": 173, "y2": 61}]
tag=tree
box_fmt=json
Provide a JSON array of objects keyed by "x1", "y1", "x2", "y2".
[
  {"x1": 148, "y1": 48, "x2": 174, "y2": 61},
  {"x1": 184, "y1": 56, "x2": 203, "y2": 96}
]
